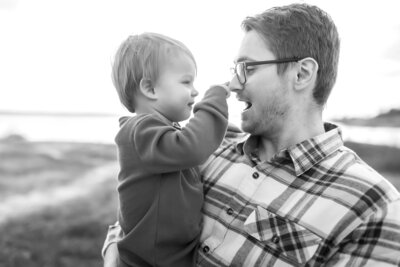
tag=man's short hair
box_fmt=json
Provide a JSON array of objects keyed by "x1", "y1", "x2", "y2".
[
  {"x1": 242, "y1": 3, "x2": 340, "y2": 106},
  {"x1": 112, "y1": 32, "x2": 196, "y2": 112}
]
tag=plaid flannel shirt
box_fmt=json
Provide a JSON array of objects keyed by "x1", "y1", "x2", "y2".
[{"x1": 103, "y1": 123, "x2": 400, "y2": 266}]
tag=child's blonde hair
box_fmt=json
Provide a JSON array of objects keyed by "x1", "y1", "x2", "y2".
[{"x1": 112, "y1": 32, "x2": 197, "y2": 113}]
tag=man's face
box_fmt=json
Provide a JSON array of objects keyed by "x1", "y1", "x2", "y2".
[{"x1": 229, "y1": 30, "x2": 291, "y2": 137}]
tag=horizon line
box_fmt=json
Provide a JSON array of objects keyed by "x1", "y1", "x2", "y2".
[{"x1": 0, "y1": 110, "x2": 122, "y2": 117}]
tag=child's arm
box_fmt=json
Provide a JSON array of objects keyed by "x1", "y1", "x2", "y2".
[{"x1": 131, "y1": 85, "x2": 229, "y2": 173}]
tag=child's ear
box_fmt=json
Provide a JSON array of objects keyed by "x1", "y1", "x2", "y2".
[{"x1": 139, "y1": 78, "x2": 157, "y2": 100}]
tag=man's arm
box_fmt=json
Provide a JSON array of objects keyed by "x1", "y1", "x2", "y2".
[
  {"x1": 102, "y1": 222, "x2": 123, "y2": 267},
  {"x1": 325, "y1": 200, "x2": 400, "y2": 266},
  {"x1": 104, "y1": 243, "x2": 119, "y2": 267}
]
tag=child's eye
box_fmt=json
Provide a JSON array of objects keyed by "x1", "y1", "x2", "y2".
[{"x1": 182, "y1": 81, "x2": 191, "y2": 85}]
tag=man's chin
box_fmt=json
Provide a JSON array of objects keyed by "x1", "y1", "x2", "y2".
[{"x1": 240, "y1": 121, "x2": 254, "y2": 134}]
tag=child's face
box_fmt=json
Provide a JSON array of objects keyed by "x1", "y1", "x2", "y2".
[{"x1": 154, "y1": 52, "x2": 198, "y2": 122}]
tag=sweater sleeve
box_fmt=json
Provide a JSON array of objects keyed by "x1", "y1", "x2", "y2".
[{"x1": 132, "y1": 85, "x2": 228, "y2": 173}]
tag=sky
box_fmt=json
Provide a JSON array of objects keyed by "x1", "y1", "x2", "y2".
[{"x1": 1, "y1": 0, "x2": 400, "y2": 120}]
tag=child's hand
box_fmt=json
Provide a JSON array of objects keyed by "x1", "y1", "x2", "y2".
[{"x1": 210, "y1": 82, "x2": 230, "y2": 98}]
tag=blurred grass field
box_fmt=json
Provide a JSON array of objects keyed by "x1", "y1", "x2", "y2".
[
  {"x1": 0, "y1": 138, "x2": 118, "y2": 267},
  {"x1": 0, "y1": 137, "x2": 399, "y2": 267}
]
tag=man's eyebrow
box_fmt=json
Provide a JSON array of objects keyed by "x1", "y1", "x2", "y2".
[{"x1": 234, "y1": 56, "x2": 256, "y2": 63}]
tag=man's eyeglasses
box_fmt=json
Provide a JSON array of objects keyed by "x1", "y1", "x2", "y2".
[{"x1": 231, "y1": 57, "x2": 303, "y2": 85}]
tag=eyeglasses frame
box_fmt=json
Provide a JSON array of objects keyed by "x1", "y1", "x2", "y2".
[{"x1": 232, "y1": 57, "x2": 305, "y2": 85}]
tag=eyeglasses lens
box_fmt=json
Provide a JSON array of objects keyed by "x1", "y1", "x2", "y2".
[{"x1": 236, "y1": 63, "x2": 245, "y2": 84}]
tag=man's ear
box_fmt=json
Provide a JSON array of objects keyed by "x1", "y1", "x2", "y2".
[
  {"x1": 294, "y1": 57, "x2": 319, "y2": 91},
  {"x1": 139, "y1": 78, "x2": 157, "y2": 100}
]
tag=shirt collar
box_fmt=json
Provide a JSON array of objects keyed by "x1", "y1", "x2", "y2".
[
  {"x1": 235, "y1": 122, "x2": 343, "y2": 176},
  {"x1": 288, "y1": 122, "x2": 343, "y2": 176}
]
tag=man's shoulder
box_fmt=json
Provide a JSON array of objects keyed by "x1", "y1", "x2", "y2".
[
  {"x1": 329, "y1": 145, "x2": 399, "y2": 204},
  {"x1": 338, "y1": 146, "x2": 388, "y2": 183}
]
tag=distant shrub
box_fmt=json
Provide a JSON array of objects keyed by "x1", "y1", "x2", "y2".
[
  {"x1": 1, "y1": 133, "x2": 27, "y2": 142},
  {"x1": 345, "y1": 141, "x2": 400, "y2": 173}
]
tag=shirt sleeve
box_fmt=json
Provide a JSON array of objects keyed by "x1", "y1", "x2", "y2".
[
  {"x1": 132, "y1": 85, "x2": 229, "y2": 173},
  {"x1": 326, "y1": 199, "x2": 400, "y2": 266},
  {"x1": 101, "y1": 221, "x2": 123, "y2": 258}
]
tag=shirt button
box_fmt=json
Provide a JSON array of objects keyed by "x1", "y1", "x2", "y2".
[
  {"x1": 252, "y1": 172, "x2": 259, "y2": 179},
  {"x1": 271, "y1": 235, "x2": 280, "y2": 244},
  {"x1": 203, "y1": 246, "x2": 210, "y2": 253},
  {"x1": 226, "y1": 208, "x2": 234, "y2": 215}
]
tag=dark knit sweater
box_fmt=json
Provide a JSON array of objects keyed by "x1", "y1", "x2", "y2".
[{"x1": 116, "y1": 86, "x2": 229, "y2": 267}]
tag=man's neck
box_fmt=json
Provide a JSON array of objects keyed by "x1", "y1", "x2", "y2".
[{"x1": 257, "y1": 112, "x2": 324, "y2": 162}]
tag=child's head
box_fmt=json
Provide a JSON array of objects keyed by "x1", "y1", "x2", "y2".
[{"x1": 112, "y1": 32, "x2": 197, "y2": 121}]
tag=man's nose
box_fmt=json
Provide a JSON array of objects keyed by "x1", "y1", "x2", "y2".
[{"x1": 229, "y1": 75, "x2": 244, "y2": 93}]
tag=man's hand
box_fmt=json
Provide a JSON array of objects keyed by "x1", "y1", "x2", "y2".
[{"x1": 103, "y1": 243, "x2": 119, "y2": 267}]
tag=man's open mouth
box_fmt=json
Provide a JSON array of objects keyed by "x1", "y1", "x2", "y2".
[{"x1": 244, "y1": 101, "x2": 252, "y2": 111}]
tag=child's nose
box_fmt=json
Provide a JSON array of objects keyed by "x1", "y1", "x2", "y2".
[{"x1": 191, "y1": 87, "x2": 199, "y2": 97}]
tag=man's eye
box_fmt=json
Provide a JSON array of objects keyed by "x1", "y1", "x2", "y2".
[{"x1": 246, "y1": 67, "x2": 255, "y2": 73}]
